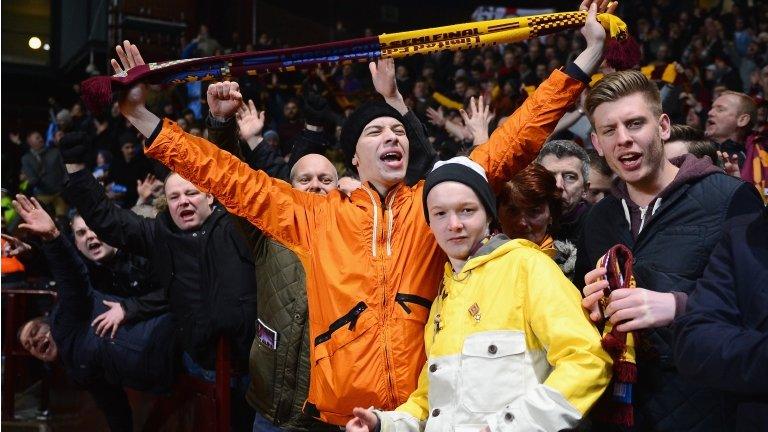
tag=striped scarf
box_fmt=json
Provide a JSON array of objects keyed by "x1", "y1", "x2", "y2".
[{"x1": 82, "y1": 11, "x2": 635, "y2": 113}]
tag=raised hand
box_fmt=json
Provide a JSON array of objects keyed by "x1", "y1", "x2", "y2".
[
  {"x1": 91, "y1": 301, "x2": 126, "y2": 339},
  {"x1": 12, "y1": 195, "x2": 59, "y2": 241},
  {"x1": 136, "y1": 173, "x2": 160, "y2": 204},
  {"x1": 426, "y1": 106, "x2": 446, "y2": 128},
  {"x1": 236, "y1": 100, "x2": 266, "y2": 142},
  {"x1": 460, "y1": 95, "x2": 495, "y2": 146},
  {"x1": 111, "y1": 40, "x2": 148, "y2": 116},
  {"x1": 370, "y1": 58, "x2": 407, "y2": 114},
  {"x1": 2, "y1": 233, "x2": 32, "y2": 258},
  {"x1": 207, "y1": 81, "x2": 243, "y2": 120},
  {"x1": 345, "y1": 407, "x2": 379, "y2": 432},
  {"x1": 573, "y1": 0, "x2": 618, "y2": 76}
]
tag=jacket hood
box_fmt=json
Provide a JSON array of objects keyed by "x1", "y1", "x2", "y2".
[{"x1": 456, "y1": 235, "x2": 545, "y2": 276}]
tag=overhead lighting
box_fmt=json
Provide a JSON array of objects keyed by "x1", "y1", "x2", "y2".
[
  {"x1": 28, "y1": 36, "x2": 42, "y2": 50},
  {"x1": 43, "y1": 43, "x2": 50, "y2": 51}
]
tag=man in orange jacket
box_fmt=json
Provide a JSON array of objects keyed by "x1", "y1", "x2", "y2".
[{"x1": 111, "y1": 1, "x2": 613, "y2": 424}]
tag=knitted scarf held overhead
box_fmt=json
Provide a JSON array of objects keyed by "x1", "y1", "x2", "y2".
[{"x1": 81, "y1": 10, "x2": 637, "y2": 113}]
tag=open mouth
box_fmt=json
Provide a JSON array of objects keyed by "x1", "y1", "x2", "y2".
[
  {"x1": 87, "y1": 241, "x2": 102, "y2": 252},
  {"x1": 179, "y1": 209, "x2": 195, "y2": 219},
  {"x1": 618, "y1": 152, "x2": 642, "y2": 170},
  {"x1": 379, "y1": 149, "x2": 404, "y2": 168}
]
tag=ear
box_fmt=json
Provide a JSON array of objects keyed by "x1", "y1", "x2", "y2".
[
  {"x1": 352, "y1": 154, "x2": 359, "y2": 168},
  {"x1": 659, "y1": 113, "x2": 671, "y2": 141},
  {"x1": 206, "y1": 194, "x2": 214, "y2": 207},
  {"x1": 582, "y1": 181, "x2": 591, "y2": 198},
  {"x1": 590, "y1": 132, "x2": 604, "y2": 156},
  {"x1": 736, "y1": 113, "x2": 751, "y2": 128}
]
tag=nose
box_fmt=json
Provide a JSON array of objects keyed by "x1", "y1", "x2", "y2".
[
  {"x1": 381, "y1": 127, "x2": 399, "y2": 144},
  {"x1": 447, "y1": 213, "x2": 463, "y2": 231},
  {"x1": 615, "y1": 125, "x2": 633, "y2": 146},
  {"x1": 554, "y1": 174, "x2": 565, "y2": 191},
  {"x1": 84, "y1": 229, "x2": 97, "y2": 241},
  {"x1": 307, "y1": 178, "x2": 322, "y2": 193}
]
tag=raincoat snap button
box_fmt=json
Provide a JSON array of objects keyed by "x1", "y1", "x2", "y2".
[
  {"x1": 505, "y1": 412, "x2": 514, "y2": 421},
  {"x1": 488, "y1": 344, "x2": 498, "y2": 354},
  {"x1": 432, "y1": 409, "x2": 441, "y2": 417},
  {"x1": 429, "y1": 364, "x2": 437, "y2": 373}
]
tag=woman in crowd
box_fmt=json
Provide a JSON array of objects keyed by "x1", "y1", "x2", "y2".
[
  {"x1": 346, "y1": 157, "x2": 611, "y2": 432},
  {"x1": 497, "y1": 163, "x2": 578, "y2": 279}
]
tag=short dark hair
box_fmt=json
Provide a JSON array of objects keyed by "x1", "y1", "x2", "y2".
[
  {"x1": 536, "y1": 140, "x2": 590, "y2": 184},
  {"x1": 498, "y1": 163, "x2": 564, "y2": 233},
  {"x1": 585, "y1": 149, "x2": 612, "y2": 177},
  {"x1": 667, "y1": 124, "x2": 719, "y2": 164}
]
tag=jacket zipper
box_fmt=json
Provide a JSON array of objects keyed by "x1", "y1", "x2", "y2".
[
  {"x1": 361, "y1": 186, "x2": 379, "y2": 258},
  {"x1": 385, "y1": 189, "x2": 397, "y2": 257},
  {"x1": 395, "y1": 293, "x2": 433, "y2": 314}
]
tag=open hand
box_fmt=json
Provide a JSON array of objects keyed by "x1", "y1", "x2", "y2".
[
  {"x1": 426, "y1": 106, "x2": 446, "y2": 128},
  {"x1": 460, "y1": 95, "x2": 495, "y2": 146},
  {"x1": 2, "y1": 234, "x2": 32, "y2": 258},
  {"x1": 111, "y1": 40, "x2": 148, "y2": 117},
  {"x1": 91, "y1": 301, "x2": 126, "y2": 339},
  {"x1": 12, "y1": 195, "x2": 59, "y2": 241},
  {"x1": 236, "y1": 100, "x2": 266, "y2": 141},
  {"x1": 717, "y1": 151, "x2": 741, "y2": 178}
]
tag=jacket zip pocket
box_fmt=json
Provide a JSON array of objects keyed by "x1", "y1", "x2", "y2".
[
  {"x1": 395, "y1": 293, "x2": 433, "y2": 314},
  {"x1": 313, "y1": 301, "x2": 368, "y2": 346}
]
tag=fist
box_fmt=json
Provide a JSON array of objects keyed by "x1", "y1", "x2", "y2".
[{"x1": 207, "y1": 81, "x2": 243, "y2": 120}]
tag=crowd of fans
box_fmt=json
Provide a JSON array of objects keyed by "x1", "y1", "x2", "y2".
[{"x1": 2, "y1": 0, "x2": 767, "y2": 431}]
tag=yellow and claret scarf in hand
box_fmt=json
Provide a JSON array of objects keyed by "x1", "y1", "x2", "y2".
[
  {"x1": 81, "y1": 11, "x2": 637, "y2": 113},
  {"x1": 594, "y1": 243, "x2": 637, "y2": 427}
]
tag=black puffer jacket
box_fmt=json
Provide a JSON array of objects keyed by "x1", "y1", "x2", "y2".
[
  {"x1": 64, "y1": 170, "x2": 257, "y2": 370},
  {"x1": 575, "y1": 156, "x2": 764, "y2": 431}
]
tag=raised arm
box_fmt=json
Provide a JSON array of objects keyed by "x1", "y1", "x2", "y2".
[
  {"x1": 111, "y1": 42, "x2": 317, "y2": 251},
  {"x1": 470, "y1": 0, "x2": 611, "y2": 193}
]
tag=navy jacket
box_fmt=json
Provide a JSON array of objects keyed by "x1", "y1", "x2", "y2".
[
  {"x1": 42, "y1": 234, "x2": 176, "y2": 393},
  {"x1": 674, "y1": 208, "x2": 768, "y2": 432},
  {"x1": 575, "y1": 165, "x2": 763, "y2": 431}
]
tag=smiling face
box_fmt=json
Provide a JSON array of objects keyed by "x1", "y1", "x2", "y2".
[
  {"x1": 19, "y1": 318, "x2": 57, "y2": 362},
  {"x1": 590, "y1": 92, "x2": 671, "y2": 190},
  {"x1": 353, "y1": 116, "x2": 409, "y2": 194},
  {"x1": 71, "y1": 215, "x2": 117, "y2": 262},
  {"x1": 427, "y1": 182, "x2": 490, "y2": 272},
  {"x1": 164, "y1": 173, "x2": 214, "y2": 231}
]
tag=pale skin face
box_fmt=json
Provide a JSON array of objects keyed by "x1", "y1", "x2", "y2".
[
  {"x1": 426, "y1": 182, "x2": 491, "y2": 273},
  {"x1": 705, "y1": 94, "x2": 750, "y2": 144},
  {"x1": 586, "y1": 167, "x2": 613, "y2": 205},
  {"x1": 71, "y1": 216, "x2": 118, "y2": 263},
  {"x1": 290, "y1": 154, "x2": 338, "y2": 195},
  {"x1": 591, "y1": 93, "x2": 677, "y2": 206},
  {"x1": 499, "y1": 202, "x2": 551, "y2": 245},
  {"x1": 19, "y1": 318, "x2": 57, "y2": 362},
  {"x1": 539, "y1": 154, "x2": 588, "y2": 212},
  {"x1": 164, "y1": 173, "x2": 214, "y2": 231},
  {"x1": 353, "y1": 116, "x2": 409, "y2": 196}
]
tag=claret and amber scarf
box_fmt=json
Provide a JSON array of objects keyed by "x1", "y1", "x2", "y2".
[{"x1": 82, "y1": 10, "x2": 637, "y2": 112}]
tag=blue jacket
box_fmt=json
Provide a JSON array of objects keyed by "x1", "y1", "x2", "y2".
[
  {"x1": 674, "y1": 207, "x2": 768, "y2": 432},
  {"x1": 42, "y1": 234, "x2": 177, "y2": 394}
]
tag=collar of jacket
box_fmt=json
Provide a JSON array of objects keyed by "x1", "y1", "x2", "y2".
[
  {"x1": 351, "y1": 182, "x2": 408, "y2": 258},
  {"x1": 448, "y1": 234, "x2": 543, "y2": 278}
]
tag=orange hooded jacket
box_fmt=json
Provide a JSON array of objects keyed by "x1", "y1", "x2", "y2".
[{"x1": 145, "y1": 69, "x2": 584, "y2": 425}]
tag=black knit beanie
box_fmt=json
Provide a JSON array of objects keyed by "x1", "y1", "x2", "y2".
[
  {"x1": 422, "y1": 157, "x2": 498, "y2": 224},
  {"x1": 339, "y1": 100, "x2": 406, "y2": 173}
]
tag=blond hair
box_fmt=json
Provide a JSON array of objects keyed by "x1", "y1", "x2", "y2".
[
  {"x1": 585, "y1": 70, "x2": 662, "y2": 126},
  {"x1": 719, "y1": 90, "x2": 757, "y2": 131}
]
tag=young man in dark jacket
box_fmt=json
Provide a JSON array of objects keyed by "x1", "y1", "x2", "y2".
[
  {"x1": 577, "y1": 70, "x2": 764, "y2": 431},
  {"x1": 673, "y1": 207, "x2": 768, "y2": 432},
  {"x1": 13, "y1": 194, "x2": 176, "y2": 432}
]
